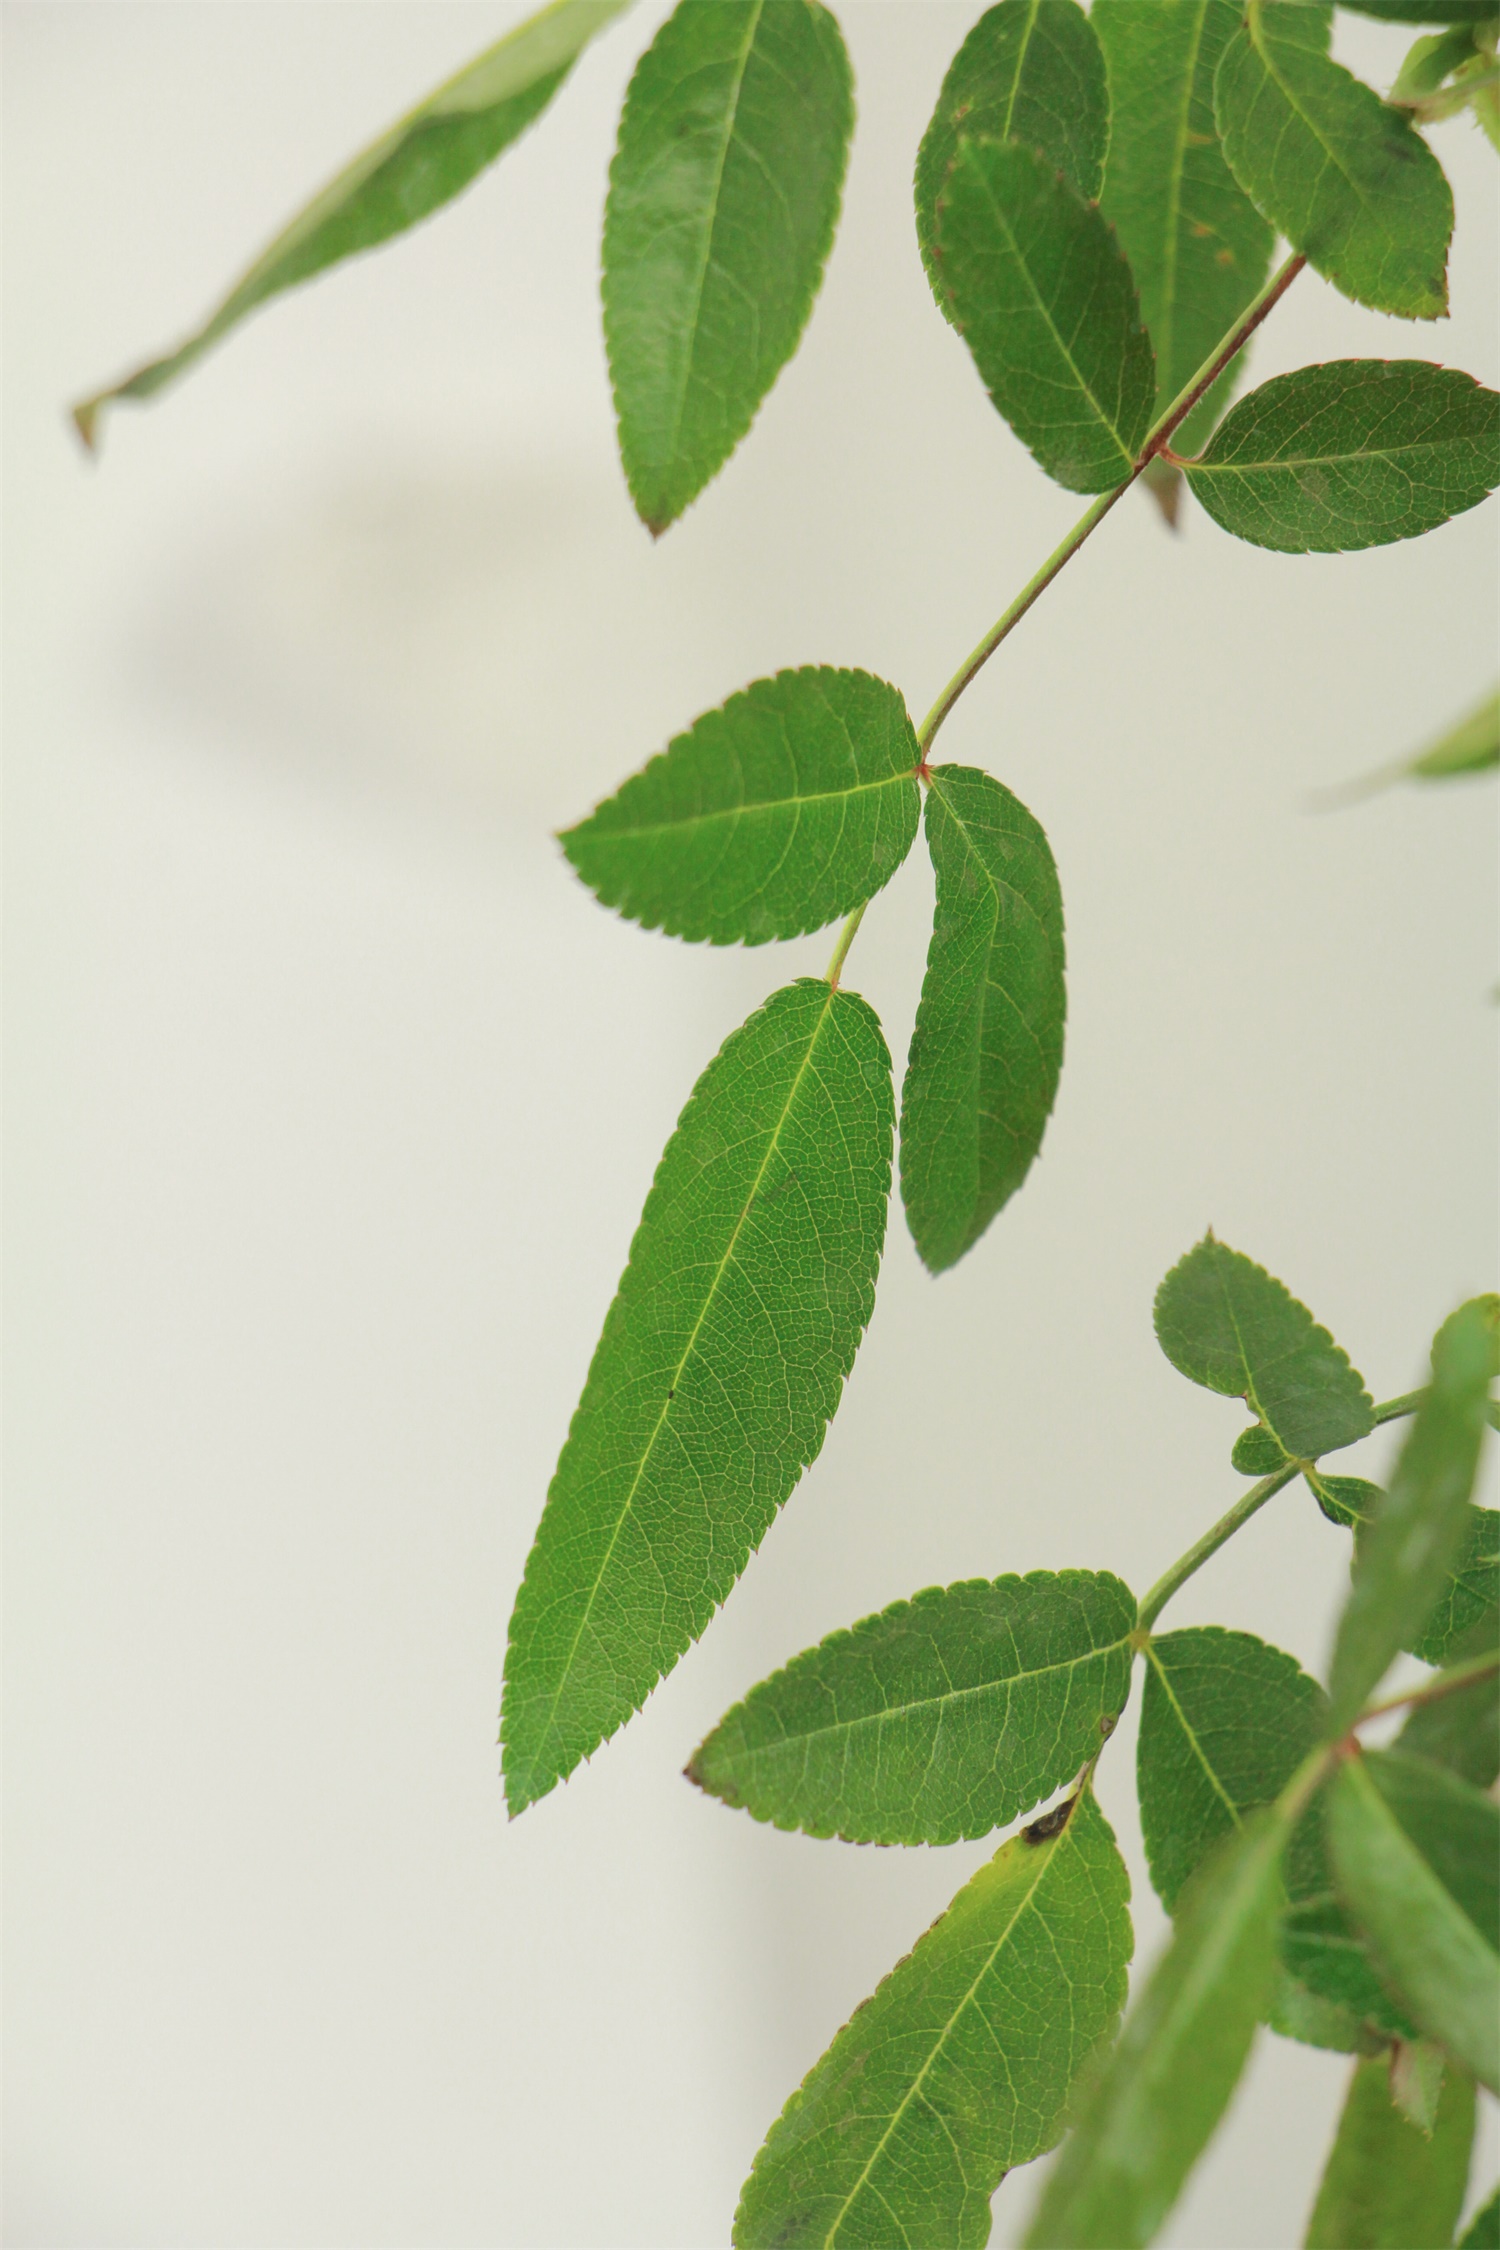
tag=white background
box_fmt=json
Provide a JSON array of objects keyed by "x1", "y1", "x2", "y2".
[{"x1": 5, "y1": 4, "x2": 1497, "y2": 2244}]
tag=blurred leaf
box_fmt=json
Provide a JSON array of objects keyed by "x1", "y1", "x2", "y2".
[
  {"x1": 1216, "y1": 1, "x2": 1453, "y2": 319},
  {"x1": 1327, "y1": 1298, "x2": 1498, "y2": 1733},
  {"x1": 1342, "y1": 0, "x2": 1498, "y2": 21},
  {"x1": 734, "y1": 1789, "x2": 1132, "y2": 2250},
  {"x1": 1408, "y1": 689, "x2": 1500, "y2": 779},
  {"x1": 1391, "y1": 24, "x2": 1485, "y2": 102},
  {"x1": 1459, "y1": 2189, "x2": 1500, "y2": 2248},
  {"x1": 1308, "y1": 1472, "x2": 1498, "y2": 1668},
  {"x1": 1025, "y1": 1809, "x2": 1288, "y2": 2249},
  {"x1": 603, "y1": 0, "x2": 853, "y2": 533},
  {"x1": 1153, "y1": 1233, "x2": 1374, "y2": 1460},
  {"x1": 561, "y1": 669, "x2": 920, "y2": 945},
  {"x1": 1303, "y1": 2050, "x2": 1475, "y2": 2249},
  {"x1": 1398, "y1": 1604, "x2": 1500, "y2": 1788},
  {"x1": 1185, "y1": 361, "x2": 1500, "y2": 553},
  {"x1": 502, "y1": 978, "x2": 892, "y2": 1813},
  {"x1": 1328, "y1": 1750, "x2": 1500, "y2": 2091},
  {"x1": 934, "y1": 136, "x2": 1157, "y2": 492},
  {"x1": 689, "y1": 1569, "x2": 1135, "y2": 1844},
  {"x1": 1268, "y1": 1967, "x2": 1388, "y2": 2054},
  {"x1": 899, "y1": 766, "x2": 1066, "y2": 1274},
  {"x1": 74, "y1": 0, "x2": 631, "y2": 445},
  {"x1": 1388, "y1": 2036, "x2": 1447, "y2": 2135},
  {"x1": 916, "y1": 0, "x2": 1109, "y2": 315}
]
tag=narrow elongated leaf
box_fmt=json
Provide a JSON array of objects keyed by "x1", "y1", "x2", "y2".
[
  {"x1": 1328, "y1": 1298, "x2": 1498, "y2": 1733},
  {"x1": 1308, "y1": 1471, "x2": 1499, "y2": 1667},
  {"x1": 1215, "y1": 1, "x2": 1454, "y2": 319},
  {"x1": 502, "y1": 978, "x2": 892, "y2": 1814},
  {"x1": 1025, "y1": 1809, "x2": 1287, "y2": 2250},
  {"x1": 1186, "y1": 361, "x2": 1500, "y2": 554},
  {"x1": 561, "y1": 669, "x2": 920, "y2": 946},
  {"x1": 1398, "y1": 1605, "x2": 1500, "y2": 1789},
  {"x1": 1138, "y1": 1626, "x2": 1324, "y2": 1913},
  {"x1": 1154, "y1": 1234, "x2": 1374, "y2": 1460},
  {"x1": 1269, "y1": 1969, "x2": 1387, "y2": 2054},
  {"x1": 1344, "y1": 0, "x2": 1499, "y2": 22},
  {"x1": 1460, "y1": 2190, "x2": 1500, "y2": 2249},
  {"x1": 1303, "y1": 2052, "x2": 1475, "y2": 2250},
  {"x1": 1283, "y1": 1796, "x2": 1419, "y2": 2044},
  {"x1": 735, "y1": 1789, "x2": 1131, "y2": 2250},
  {"x1": 1328, "y1": 1751, "x2": 1500, "y2": 2091},
  {"x1": 916, "y1": 0, "x2": 1109, "y2": 312},
  {"x1": 1093, "y1": 0, "x2": 1275, "y2": 458},
  {"x1": 602, "y1": 0, "x2": 853, "y2": 534},
  {"x1": 689, "y1": 1570, "x2": 1135, "y2": 1844},
  {"x1": 934, "y1": 138, "x2": 1157, "y2": 493},
  {"x1": 899, "y1": 767, "x2": 1066, "y2": 1274},
  {"x1": 1409, "y1": 689, "x2": 1500, "y2": 780},
  {"x1": 73, "y1": 0, "x2": 630, "y2": 445}
]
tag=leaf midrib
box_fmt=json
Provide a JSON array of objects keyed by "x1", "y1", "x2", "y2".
[
  {"x1": 1199, "y1": 435, "x2": 1478, "y2": 477},
  {"x1": 1145, "y1": 1641, "x2": 1245, "y2": 1838},
  {"x1": 583, "y1": 769, "x2": 912, "y2": 843},
  {"x1": 1251, "y1": 8, "x2": 1409, "y2": 258},
  {"x1": 1157, "y1": 0, "x2": 1213, "y2": 397}
]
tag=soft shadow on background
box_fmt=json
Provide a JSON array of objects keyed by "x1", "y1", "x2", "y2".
[{"x1": 4, "y1": 5, "x2": 1497, "y2": 2246}]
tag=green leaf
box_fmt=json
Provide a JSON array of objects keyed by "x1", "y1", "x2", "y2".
[
  {"x1": 1283, "y1": 1799, "x2": 1419, "y2": 2043},
  {"x1": 1215, "y1": 2, "x2": 1454, "y2": 320},
  {"x1": 1327, "y1": 1298, "x2": 1498, "y2": 1734},
  {"x1": 933, "y1": 137, "x2": 1157, "y2": 493},
  {"x1": 1184, "y1": 361, "x2": 1500, "y2": 554},
  {"x1": 1138, "y1": 1626, "x2": 1325, "y2": 1913},
  {"x1": 72, "y1": 0, "x2": 630, "y2": 446},
  {"x1": 734, "y1": 1788, "x2": 1131, "y2": 2250},
  {"x1": 688, "y1": 1569, "x2": 1135, "y2": 1845},
  {"x1": 1408, "y1": 689, "x2": 1500, "y2": 781},
  {"x1": 1153, "y1": 1233, "x2": 1374, "y2": 1460},
  {"x1": 915, "y1": 0, "x2": 1109, "y2": 316},
  {"x1": 1268, "y1": 1968, "x2": 1388, "y2": 2054},
  {"x1": 560, "y1": 669, "x2": 921, "y2": 946},
  {"x1": 1233, "y1": 1423, "x2": 1290, "y2": 1475},
  {"x1": 1024, "y1": 1808, "x2": 1288, "y2": 2250},
  {"x1": 1307, "y1": 1471, "x2": 1499, "y2": 1668},
  {"x1": 1093, "y1": 0, "x2": 1275, "y2": 459},
  {"x1": 899, "y1": 767, "x2": 1066, "y2": 1274},
  {"x1": 1392, "y1": 25, "x2": 1486, "y2": 104},
  {"x1": 1328, "y1": 1750, "x2": 1500, "y2": 2091},
  {"x1": 1303, "y1": 2051, "x2": 1475, "y2": 2250},
  {"x1": 1343, "y1": 0, "x2": 1498, "y2": 23},
  {"x1": 502, "y1": 978, "x2": 892, "y2": 1814},
  {"x1": 1460, "y1": 2190, "x2": 1500, "y2": 2249},
  {"x1": 602, "y1": 0, "x2": 853, "y2": 534},
  {"x1": 1398, "y1": 1605, "x2": 1500, "y2": 1789}
]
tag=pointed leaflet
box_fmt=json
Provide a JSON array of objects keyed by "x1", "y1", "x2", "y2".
[
  {"x1": 915, "y1": 0, "x2": 1109, "y2": 312},
  {"x1": 734, "y1": 1789, "x2": 1131, "y2": 2250},
  {"x1": 1405, "y1": 688, "x2": 1500, "y2": 781},
  {"x1": 934, "y1": 138, "x2": 1157, "y2": 493},
  {"x1": 1327, "y1": 1297, "x2": 1498, "y2": 1734},
  {"x1": 1093, "y1": 1, "x2": 1274, "y2": 461},
  {"x1": 1461, "y1": 2191, "x2": 1500, "y2": 2249},
  {"x1": 1025, "y1": 1807, "x2": 1288, "y2": 2250},
  {"x1": 1328, "y1": 1750, "x2": 1500, "y2": 2091},
  {"x1": 73, "y1": 0, "x2": 630, "y2": 445},
  {"x1": 689, "y1": 1570, "x2": 1134, "y2": 1845},
  {"x1": 899, "y1": 767, "x2": 1066, "y2": 1274},
  {"x1": 560, "y1": 669, "x2": 920, "y2": 946},
  {"x1": 1215, "y1": 0, "x2": 1453, "y2": 321},
  {"x1": 1303, "y1": 2052, "x2": 1476, "y2": 2250},
  {"x1": 602, "y1": 0, "x2": 852, "y2": 534},
  {"x1": 1185, "y1": 361, "x2": 1500, "y2": 554},
  {"x1": 1153, "y1": 1234, "x2": 1374, "y2": 1461},
  {"x1": 1233, "y1": 1423, "x2": 1288, "y2": 1475},
  {"x1": 1398, "y1": 1605, "x2": 1500, "y2": 1789},
  {"x1": 502, "y1": 979, "x2": 892, "y2": 1814},
  {"x1": 1308, "y1": 1470, "x2": 1498, "y2": 1668},
  {"x1": 1138, "y1": 1626, "x2": 1324, "y2": 1913}
]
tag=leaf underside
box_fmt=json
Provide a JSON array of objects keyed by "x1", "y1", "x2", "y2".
[
  {"x1": 561, "y1": 667, "x2": 921, "y2": 945},
  {"x1": 1303, "y1": 2050, "x2": 1475, "y2": 2250},
  {"x1": 689, "y1": 1569, "x2": 1135, "y2": 1844},
  {"x1": 502, "y1": 978, "x2": 893, "y2": 1814},
  {"x1": 602, "y1": 0, "x2": 854, "y2": 533},
  {"x1": 734, "y1": 1789, "x2": 1132, "y2": 2250},
  {"x1": 899, "y1": 766, "x2": 1066, "y2": 1274}
]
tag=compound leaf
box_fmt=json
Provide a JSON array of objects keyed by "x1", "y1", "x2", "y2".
[
  {"x1": 502, "y1": 978, "x2": 892, "y2": 1814},
  {"x1": 1138, "y1": 1626, "x2": 1325, "y2": 1913},
  {"x1": 934, "y1": 137, "x2": 1157, "y2": 493},
  {"x1": 735, "y1": 1788, "x2": 1132, "y2": 2250},
  {"x1": 561, "y1": 669, "x2": 921, "y2": 946},
  {"x1": 1460, "y1": 2190, "x2": 1500, "y2": 2249},
  {"x1": 1153, "y1": 1233, "x2": 1374, "y2": 1461},
  {"x1": 1215, "y1": 0, "x2": 1454, "y2": 320},
  {"x1": 1093, "y1": 0, "x2": 1274, "y2": 457},
  {"x1": 689, "y1": 1569, "x2": 1135, "y2": 1844},
  {"x1": 1328, "y1": 1750, "x2": 1500, "y2": 2091},
  {"x1": 916, "y1": 0, "x2": 1109, "y2": 311},
  {"x1": 899, "y1": 766, "x2": 1066, "y2": 1274},
  {"x1": 1398, "y1": 1605, "x2": 1500, "y2": 1789},
  {"x1": 1185, "y1": 361, "x2": 1500, "y2": 554},
  {"x1": 1303, "y1": 2051, "x2": 1475, "y2": 2250},
  {"x1": 1025, "y1": 1808, "x2": 1287, "y2": 2250},
  {"x1": 603, "y1": 0, "x2": 853, "y2": 534},
  {"x1": 74, "y1": 0, "x2": 630, "y2": 445},
  {"x1": 1327, "y1": 1297, "x2": 1498, "y2": 1733}
]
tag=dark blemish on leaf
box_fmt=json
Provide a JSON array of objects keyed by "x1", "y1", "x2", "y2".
[
  {"x1": 1099, "y1": 1711, "x2": 1117, "y2": 1741},
  {"x1": 667, "y1": 1388, "x2": 675, "y2": 1400},
  {"x1": 1022, "y1": 1793, "x2": 1077, "y2": 1844}
]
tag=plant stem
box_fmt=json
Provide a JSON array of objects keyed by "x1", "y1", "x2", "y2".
[
  {"x1": 824, "y1": 899, "x2": 868, "y2": 987},
  {"x1": 1373, "y1": 1389, "x2": 1426, "y2": 1425},
  {"x1": 1136, "y1": 1461, "x2": 1301, "y2": 1632},
  {"x1": 1353, "y1": 1647, "x2": 1500, "y2": 1727}
]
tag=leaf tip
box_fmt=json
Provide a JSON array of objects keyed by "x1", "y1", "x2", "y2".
[{"x1": 71, "y1": 395, "x2": 103, "y2": 454}]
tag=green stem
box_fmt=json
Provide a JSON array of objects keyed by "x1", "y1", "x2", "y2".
[
  {"x1": 824, "y1": 899, "x2": 868, "y2": 987},
  {"x1": 1354, "y1": 1647, "x2": 1500, "y2": 1727},
  {"x1": 1136, "y1": 1462, "x2": 1302, "y2": 1633},
  {"x1": 1373, "y1": 1389, "x2": 1427, "y2": 1426}
]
